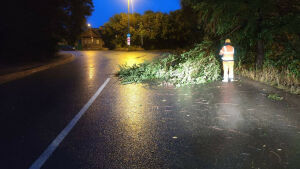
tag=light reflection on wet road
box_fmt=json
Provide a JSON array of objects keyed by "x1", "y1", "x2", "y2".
[
  {"x1": 1, "y1": 51, "x2": 299, "y2": 169},
  {"x1": 86, "y1": 51, "x2": 97, "y2": 80},
  {"x1": 43, "y1": 51, "x2": 300, "y2": 169}
]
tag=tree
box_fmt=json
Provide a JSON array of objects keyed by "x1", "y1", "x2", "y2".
[
  {"x1": 168, "y1": 8, "x2": 202, "y2": 48},
  {"x1": 0, "y1": 0, "x2": 93, "y2": 62},
  {"x1": 65, "y1": 0, "x2": 94, "y2": 45},
  {"x1": 101, "y1": 13, "x2": 142, "y2": 49},
  {"x1": 100, "y1": 10, "x2": 201, "y2": 50},
  {"x1": 181, "y1": 0, "x2": 299, "y2": 69}
]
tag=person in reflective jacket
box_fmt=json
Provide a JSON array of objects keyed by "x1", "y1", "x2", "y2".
[{"x1": 219, "y1": 39, "x2": 235, "y2": 82}]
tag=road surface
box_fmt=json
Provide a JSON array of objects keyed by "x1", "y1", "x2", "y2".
[{"x1": 0, "y1": 51, "x2": 299, "y2": 169}]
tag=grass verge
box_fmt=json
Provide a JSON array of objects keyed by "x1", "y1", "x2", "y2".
[{"x1": 237, "y1": 66, "x2": 300, "y2": 95}]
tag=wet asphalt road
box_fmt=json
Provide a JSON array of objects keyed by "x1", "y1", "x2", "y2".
[{"x1": 0, "y1": 51, "x2": 299, "y2": 169}]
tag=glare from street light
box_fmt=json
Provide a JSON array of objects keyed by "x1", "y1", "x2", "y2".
[
  {"x1": 131, "y1": 0, "x2": 134, "y2": 13},
  {"x1": 87, "y1": 23, "x2": 91, "y2": 27}
]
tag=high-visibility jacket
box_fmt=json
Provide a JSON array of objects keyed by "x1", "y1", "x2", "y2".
[{"x1": 220, "y1": 45, "x2": 234, "y2": 61}]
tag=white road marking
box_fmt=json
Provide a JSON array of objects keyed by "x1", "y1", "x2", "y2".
[{"x1": 29, "y1": 78, "x2": 111, "y2": 169}]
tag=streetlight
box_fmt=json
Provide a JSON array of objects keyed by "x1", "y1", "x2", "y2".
[
  {"x1": 87, "y1": 23, "x2": 93, "y2": 47},
  {"x1": 131, "y1": 0, "x2": 134, "y2": 13},
  {"x1": 127, "y1": 0, "x2": 134, "y2": 30},
  {"x1": 127, "y1": 0, "x2": 132, "y2": 46}
]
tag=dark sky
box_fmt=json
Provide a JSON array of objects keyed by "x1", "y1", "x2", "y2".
[{"x1": 88, "y1": 0, "x2": 181, "y2": 28}]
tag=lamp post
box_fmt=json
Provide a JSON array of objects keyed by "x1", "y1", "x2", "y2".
[
  {"x1": 87, "y1": 23, "x2": 93, "y2": 48},
  {"x1": 127, "y1": 0, "x2": 131, "y2": 46}
]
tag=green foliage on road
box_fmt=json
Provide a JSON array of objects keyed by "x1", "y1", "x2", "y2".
[
  {"x1": 117, "y1": 41, "x2": 221, "y2": 86},
  {"x1": 268, "y1": 94, "x2": 284, "y2": 101}
]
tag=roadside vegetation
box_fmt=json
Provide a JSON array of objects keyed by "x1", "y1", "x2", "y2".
[
  {"x1": 183, "y1": 0, "x2": 299, "y2": 94},
  {"x1": 115, "y1": 0, "x2": 299, "y2": 93},
  {"x1": 238, "y1": 66, "x2": 299, "y2": 94}
]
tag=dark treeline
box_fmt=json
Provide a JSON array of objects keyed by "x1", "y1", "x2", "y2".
[
  {"x1": 101, "y1": 8, "x2": 202, "y2": 50},
  {"x1": 180, "y1": 0, "x2": 299, "y2": 92},
  {"x1": 181, "y1": 0, "x2": 299, "y2": 70},
  {"x1": 0, "y1": 0, "x2": 93, "y2": 62}
]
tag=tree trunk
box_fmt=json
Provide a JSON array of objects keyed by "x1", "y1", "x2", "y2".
[
  {"x1": 256, "y1": 39, "x2": 264, "y2": 69},
  {"x1": 141, "y1": 34, "x2": 144, "y2": 47},
  {"x1": 256, "y1": 8, "x2": 264, "y2": 69}
]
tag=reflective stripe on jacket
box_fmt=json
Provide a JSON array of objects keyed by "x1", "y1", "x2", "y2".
[{"x1": 220, "y1": 45, "x2": 234, "y2": 61}]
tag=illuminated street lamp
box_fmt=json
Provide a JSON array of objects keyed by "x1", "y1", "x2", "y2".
[{"x1": 127, "y1": 0, "x2": 131, "y2": 46}]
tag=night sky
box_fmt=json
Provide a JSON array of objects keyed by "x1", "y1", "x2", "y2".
[{"x1": 88, "y1": 0, "x2": 181, "y2": 28}]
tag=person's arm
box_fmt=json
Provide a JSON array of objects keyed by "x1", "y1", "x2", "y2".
[
  {"x1": 219, "y1": 47, "x2": 224, "y2": 56},
  {"x1": 233, "y1": 47, "x2": 235, "y2": 60}
]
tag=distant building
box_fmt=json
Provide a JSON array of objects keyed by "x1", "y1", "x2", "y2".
[{"x1": 79, "y1": 28, "x2": 104, "y2": 50}]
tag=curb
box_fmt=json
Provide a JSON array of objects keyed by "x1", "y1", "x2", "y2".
[{"x1": 0, "y1": 53, "x2": 75, "y2": 85}]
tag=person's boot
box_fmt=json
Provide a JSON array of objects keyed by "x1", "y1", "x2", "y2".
[
  {"x1": 222, "y1": 78, "x2": 228, "y2": 82},
  {"x1": 229, "y1": 78, "x2": 236, "y2": 82}
]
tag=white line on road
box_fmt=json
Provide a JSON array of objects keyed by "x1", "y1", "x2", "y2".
[{"x1": 29, "y1": 78, "x2": 111, "y2": 169}]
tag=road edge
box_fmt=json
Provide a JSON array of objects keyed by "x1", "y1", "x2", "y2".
[
  {"x1": 239, "y1": 76, "x2": 300, "y2": 106},
  {"x1": 0, "y1": 53, "x2": 75, "y2": 85}
]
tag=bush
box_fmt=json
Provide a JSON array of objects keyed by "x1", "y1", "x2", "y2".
[{"x1": 117, "y1": 41, "x2": 221, "y2": 86}]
